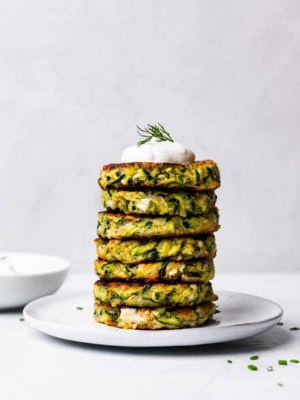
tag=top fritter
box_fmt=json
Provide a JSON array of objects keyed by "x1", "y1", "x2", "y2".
[{"x1": 99, "y1": 160, "x2": 220, "y2": 191}]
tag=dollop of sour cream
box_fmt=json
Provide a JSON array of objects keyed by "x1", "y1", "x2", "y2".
[{"x1": 121, "y1": 139, "x2": 195, "y2": 163}]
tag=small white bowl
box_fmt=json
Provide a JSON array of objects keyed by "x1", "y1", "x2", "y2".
[{"x1": 0, "y1": 252, "x2": 70, "y2": 309}]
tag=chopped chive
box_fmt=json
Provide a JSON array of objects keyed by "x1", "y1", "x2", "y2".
[
  {"x1": 289, "y1": 327, "x2": 299, "y2": 331},
  {"x1": 227, "y1": 360, "x2": 232, "y2": 364},
  {"x1": 277, "y1": 322, "x2": 283, "y2": 326},
  {"x1": 250, "y1": 355, "x2": 259, "y2": 360},
  {"x1": 290, "y1": 359, "x2": 299, "y2": 363},
  {"x1": 267, "y1": 366, "x2": 273, "y2": 371},
  {"x1": 247, "y1": 365, "x2": 258, "y2": 371},
  {"x1": 76, "y1": 306, "x2": 84, "y2": 310},
  {"x1": 19, "y1": 318, "x2": 24, "y2": 322},
  {"x1": 277, "y1": 383, "x2": 284, "y2": 387},
  {"x1": 278, "y1": 360, "x2": 287, "y2": 365}
]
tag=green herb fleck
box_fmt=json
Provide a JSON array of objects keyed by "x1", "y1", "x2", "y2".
[
  {"x1": 227, "y1": 360, "x2": 232, "y2": 364},
  {"x1": 267, "y1": 366, "x2": 273, "y2": 371},
  {"x1": 137, "y1": 124, "x2": 174, "y2": 146},
  {"x1": 247, "y1": 365, "x2": 258, "y2": 371},
  {"x1": 290, "y1": 359, "x2": 299, "y2": 364},
  {"x1": 278, "y1": 360, "x2": 287, "y2": 365},
  {"x1": 19, "y1": 318, "x2": 24, "y2": 322},
  {"x1": 277, "y1": 322, "x2": 283, "y2": 326},
  {"x1": 289, "y1": 327, "x2": 299, "y2": 331},
  {"x1": 76, "y1": 306, "x2": 83, "y2": 310},
  {"x1": 250, "y1": 355, "x2": 259, "y2": 360},
  {"x1": 182, "y1": 220, "x2": 190, "y2": 229},
  {"x1": 143, "y1": 221, "x2": 153, "y2": 231},
  {"x1": 277, "y1": 383, "x2": 284, "y2": 387},
  {"x1": 110, "y1": 173, "x2": 125, "y2": 185}
]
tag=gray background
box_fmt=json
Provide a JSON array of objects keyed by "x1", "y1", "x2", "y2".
[{"x1": 0, "y1": 0, "x2": 299, "y2": 273}]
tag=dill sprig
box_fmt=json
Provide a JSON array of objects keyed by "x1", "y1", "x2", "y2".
[{"x1": 137, "y1": 123, "x2": 174, "y2": 146}]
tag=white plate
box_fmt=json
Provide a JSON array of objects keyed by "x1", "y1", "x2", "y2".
[
  {"x1": 0, "y1": 252, "x2": 70, "y2": 309},
  {"x1": 24, "y1": 290, "x2": 283, "y2": 347}
]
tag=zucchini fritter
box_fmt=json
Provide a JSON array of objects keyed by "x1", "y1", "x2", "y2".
[
  {"x1": 94, "y1": 280, "x2": 217, "y2": 308},
  {"x1": 99, "y1": 160, "x2": 220, "y2": 191},
  {"x1": 102, "y1": 189, "x2": 216, "y2": 217},
  {"x1": 94, "y1": 259, "x2": 214, "y2": 283},
  {"x1": 97, "y1": 209, "x2": 219, "y2": 239},
  {"x1": 95, "y1": 235, "x2": 216, "y2": 263},
  {"x1": 94, "y1": 301, "x2": 217, "y2": 330}
]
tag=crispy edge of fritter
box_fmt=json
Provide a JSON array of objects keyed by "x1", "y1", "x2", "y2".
[
  {"x1": 101, "y1": 160, "x2": 217, "y2": 170},
  {"x1": 98, "y1": 209, "x2": 218, "y2": 222},
  {"x1": 94, "y1": 280, "x2": 215, "y2": 292}
]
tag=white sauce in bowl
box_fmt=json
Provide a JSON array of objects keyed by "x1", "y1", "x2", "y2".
[{"x1": 0, "y1": 253, "x2": 70, "y2": 276}]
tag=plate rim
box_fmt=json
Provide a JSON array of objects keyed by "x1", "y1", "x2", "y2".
[{"x1": 23, "y1": 289, "x2": 283, "y2": 344}]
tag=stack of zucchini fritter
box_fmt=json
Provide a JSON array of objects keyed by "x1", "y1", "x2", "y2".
[{"x1": 94, "y1": 160, "x2": 221, "y2": 329}]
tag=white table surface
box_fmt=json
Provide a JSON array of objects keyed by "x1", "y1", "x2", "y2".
[{"x1": 0, "y1": 272, "x2": 299, "y2": 400}]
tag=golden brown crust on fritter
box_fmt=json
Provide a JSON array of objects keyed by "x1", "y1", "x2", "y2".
[{"x1": 102, "y1": 160, "x2": 216, "y2": 170}]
